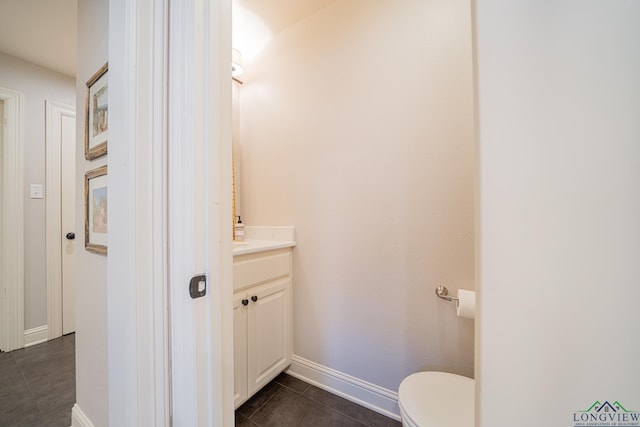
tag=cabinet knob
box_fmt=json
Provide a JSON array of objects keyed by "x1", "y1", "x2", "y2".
[
  {"x1": 66, "y1": 232, "x2": 76, "y2": 240},
  {"x1": 242, "y1": 299, "x2": 249, "y2": 306},
  {"x1": 251, "y1": 295, "x2": 258, "y2": 302}
]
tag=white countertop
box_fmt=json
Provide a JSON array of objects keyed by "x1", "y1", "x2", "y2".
[
  {"x1": 232, "y1": 226, "x2": 296, "y2": 256},
  {"x1": 233, "y1": 239, "x2": 296, "y2": 256}
]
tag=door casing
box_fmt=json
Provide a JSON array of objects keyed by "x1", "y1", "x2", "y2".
[
  {"x1": 0, "y1": 86, "x2": 24, "y2": 353},
  {"x1": 104, "y1": 0, "x2": 234, "y2": 425}
]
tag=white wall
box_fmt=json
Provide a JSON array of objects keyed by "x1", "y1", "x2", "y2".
[
  {"x1": 240, "y1": 0, "x2": 475, "y2": 392},
  {"x1": 0, "y1": 52, "x2": 75, "y2": 331},
  {"x1": 75, "y1": 0, "x2": 109, "y2": 425},
  {"x1": 476, "y1": 1, "x2": 640, "y2": 425}
]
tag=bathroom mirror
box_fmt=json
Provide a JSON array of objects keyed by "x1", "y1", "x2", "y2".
[{"x1": 232, "y1": 76, "x2": 242, "y2": 239}]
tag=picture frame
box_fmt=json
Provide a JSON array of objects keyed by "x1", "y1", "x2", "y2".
[
  {"x1": 85, "y1": 62, "x2": 108, "y2": 160},
  {"x1": 85, "y1": 165, "x2": 108, "y2": 254}
]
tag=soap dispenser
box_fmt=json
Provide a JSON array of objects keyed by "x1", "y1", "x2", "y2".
[{"x1": 234, "y1": 216, "x2": 245, "y2": 241}]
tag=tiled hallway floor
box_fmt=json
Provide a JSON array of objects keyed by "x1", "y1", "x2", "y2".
[
  {"x1": 1, "y1": 334, "x2": 400, "y2": 427},
  {"x1": 0, "y1": 334, "x2": 75, "y2": 427},
  {"x1": 236, "y1": 373, "x2": 400, "y2": 427}
]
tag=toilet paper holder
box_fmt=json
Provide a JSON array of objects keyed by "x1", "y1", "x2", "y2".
[{"x1": 435, "y1": 285, "x2": 458, "y2": 302}]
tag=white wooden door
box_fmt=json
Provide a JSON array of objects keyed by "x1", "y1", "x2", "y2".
[
  {"x1": 45, "y1": 100, "x2": 76, "y2": 339},
  {"x1": 233, "y1": 291, "x2": 248, "y2": 408},
  {"x1": 247, "y1": 278, "x2": 291, "y2": 395},
  {"x1": 60, "y1": 112, "x2": 76, "y2": 334}
]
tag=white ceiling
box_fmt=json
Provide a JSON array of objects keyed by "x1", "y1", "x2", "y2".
[
  {"x1": 0, "y1": 0, "x2": 333, "y2": 79},
  {"x1": 0, "y1": 0, "x2": 77, "y2": 77}
]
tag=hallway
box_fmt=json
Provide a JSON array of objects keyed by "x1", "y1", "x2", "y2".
[{"x1": 0, "y1": 334, "x2": 75, "y2": 426}]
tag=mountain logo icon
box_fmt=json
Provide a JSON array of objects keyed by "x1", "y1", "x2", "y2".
[
  {"x1": 574, "y1": 400, "x2": 639, "y2": 426},
  {"x1": 580, "y1": 401, "x2": 634, "y2": 413}
]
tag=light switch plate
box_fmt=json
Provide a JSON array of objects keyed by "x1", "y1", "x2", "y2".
[{"x1": 30, "y1": 184, "x2": 44, "y2": 199}]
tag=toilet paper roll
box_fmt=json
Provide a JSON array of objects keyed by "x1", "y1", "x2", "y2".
[{"x1": 456, "y1": 289, "x2": 476, "y2": 320}]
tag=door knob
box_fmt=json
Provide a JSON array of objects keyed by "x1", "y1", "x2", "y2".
[{"x1": 66, "y1": 232, "x2": 76, "y2": 240}]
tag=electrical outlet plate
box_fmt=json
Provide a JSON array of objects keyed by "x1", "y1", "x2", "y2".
[{"x1": 30, "y1": 184, "x2": 44, "y2": 199}]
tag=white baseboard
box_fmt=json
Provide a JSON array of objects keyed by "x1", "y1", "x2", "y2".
[
  {"x1": 287, "y1": 355, "x2": 401, "y2": 421},
  {"x1": 71, "y1": 404, "x2": 96, "y2": 427},
  {"x1": 24, "y1": 325, "x2": 48, "y2": 347}
]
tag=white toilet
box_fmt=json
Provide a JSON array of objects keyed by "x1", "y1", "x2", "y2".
[{"x1": 398, "y1": 371, "x2": 474, "y2": 427}]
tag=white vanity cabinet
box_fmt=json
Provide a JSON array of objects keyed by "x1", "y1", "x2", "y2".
[{"x1": 233, "y1": 247, "x2": 293, "y2": 409}]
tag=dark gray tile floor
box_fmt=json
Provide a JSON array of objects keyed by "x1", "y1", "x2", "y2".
[
  {"x1": 236, "y1": 373, "x2": 401, "y2": 427},
  {"x1": 0, "y1": 333, "x2": 75, "y2": 427},
  {"x1": 1, "y1": 334, "x2": 399, "y2": 427}
]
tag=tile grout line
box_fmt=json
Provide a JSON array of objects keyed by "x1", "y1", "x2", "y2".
[
  {"x1": 278, "y1": 375, "x2": 384, "y2": 426},
  {"x1": 12, "y1": 352, "x2": 48, "y2": 424},
  {"x1": 244, "y1": 378, "x2": 311, "y2": 425},
  {"x1": 245, "y1": 385, "x2": 283, "y2": 420},
  {"x1": 299, "y1": 388, "x2": 370, "y2": 427},
  {"x1": 277, "y1": 382, "x2": 309, "y2": 396},
  {"x1": 245, "y1": 415, "x2": 260, "y2": 426},
  {"x1": 275, "y1": 377, "x2": 371, "y2": 427},
  {"x1": 238, "y1": 374, "x2": 398, "y2": 427}
]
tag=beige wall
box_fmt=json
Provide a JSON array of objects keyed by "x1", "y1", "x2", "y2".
[
  {"x1": 0, "y1": 52, "x2": 75, "y2": 331},
  {"x1": 239, "y1": 0, "x2": 475, "y2": 391},
  {"x1": 75, "y1": 0, "x2": 108, "y2": 425}
]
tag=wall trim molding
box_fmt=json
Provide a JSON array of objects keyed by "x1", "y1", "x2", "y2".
[
  {"x1": 0, "y1": 86, "x2": 25, "y2": 352},
  {"x1": 23, "y1": 325, "x2": 48, "y2": 347},
  {"x1": 71, "y1": 403, "x2": 96, "y2": 427},
  {"x1": 287, "y1": 355, "x2": 401, "y2": 421}
]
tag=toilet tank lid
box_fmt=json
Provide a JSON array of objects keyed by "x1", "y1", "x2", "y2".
[{"x1": 399, "y1": 372, "x2": 474, "y2": 427}]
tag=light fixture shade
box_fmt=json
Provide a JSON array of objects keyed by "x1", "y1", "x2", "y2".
[{"x1": 232, "y1": 48, "x2": 244, "y2": 77}]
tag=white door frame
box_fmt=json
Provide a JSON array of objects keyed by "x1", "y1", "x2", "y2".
[
  {"x1": 106, "y1": 0, "x2": 172, "y2": 424},
  {"x1": 0, "y1": 87, "x2": 25, "y2": 353},
  {"x1": 167, "y1": 0, "x2": 234, "y2": 424},
  {"x1": 45, "y1": 100, "x2": 76, "y2": 340},
  {"x1": 105, "y1": 0, "x2": 233, "y2": 425}
]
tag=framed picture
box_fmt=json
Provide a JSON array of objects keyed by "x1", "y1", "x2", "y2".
[
  {"x1": 85, "y1": 165, "x2": 108, "y2": 254},
  {"x1": 85, "y1": 62, "x2": 108, "y2": 160}
]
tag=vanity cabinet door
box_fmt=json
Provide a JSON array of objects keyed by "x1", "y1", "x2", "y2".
[
  {"x1": 247, "y1": 277, "x2": 292, "y2": 396},
  {"x1": 233, "y1": 292, "x2": 249, "y2": 408}
]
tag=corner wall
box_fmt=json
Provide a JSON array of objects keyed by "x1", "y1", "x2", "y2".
[
  {"x1": 74, "y1": 0, "x2": 109, "y2": 425},
  {"x1": 240, "y1": 0, "x2": 475, "y2": 397}
]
